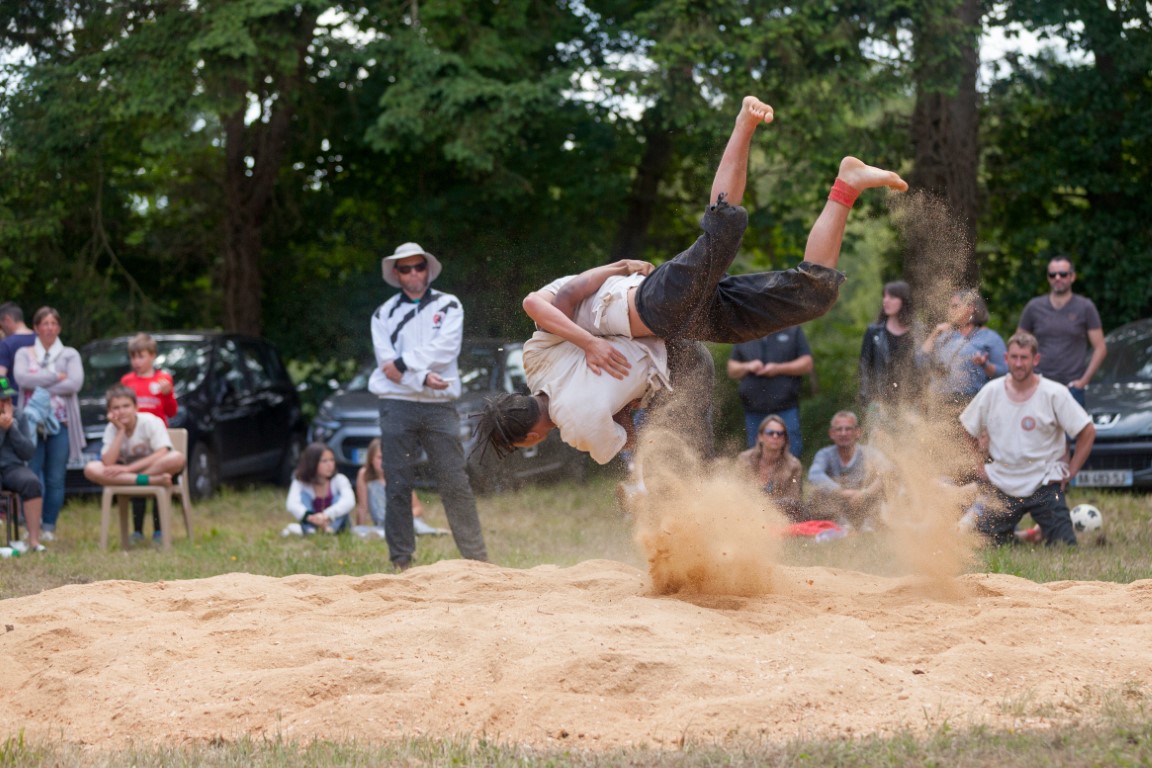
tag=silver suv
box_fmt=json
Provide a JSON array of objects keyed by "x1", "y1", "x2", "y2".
[{"x1": 309, "y1": 339, "x2": 587, "y2": 493}]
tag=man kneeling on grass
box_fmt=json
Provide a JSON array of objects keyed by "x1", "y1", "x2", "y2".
[{"x1": 84, "y1": 384, "x2": 186, "y2": 489}]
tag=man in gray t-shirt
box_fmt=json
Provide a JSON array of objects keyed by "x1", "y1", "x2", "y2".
[{"x1": 1016, "y1": 256, "x2": 1107, "y2": 407}]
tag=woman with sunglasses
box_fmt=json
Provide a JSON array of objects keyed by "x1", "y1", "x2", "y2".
[{"x1": 737, "y1": 414, "x2": 804, "y2": 521}]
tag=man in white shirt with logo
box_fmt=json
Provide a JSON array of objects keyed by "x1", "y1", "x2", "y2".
[
  {"x1": 369, "y1": 242, "x2": 486, "y2": 570},
  {"x1": 960, "y1": 331, "x2": 1096, "y2": 546}
]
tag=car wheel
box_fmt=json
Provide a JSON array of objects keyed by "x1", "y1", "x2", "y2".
[
  {"x1": 277, "y1": 434, "x2": 306, "y2": 486},
  {"x1": 188, "y1": 442, "x2": 219, "y2": 500}
]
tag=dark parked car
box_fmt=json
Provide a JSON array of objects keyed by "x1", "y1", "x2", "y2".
[
  {"x1": 1075, "y1": 318, "x2": 1152, "y2": 490},
  {"x1": 309, "y1": 339, "x2": 587, "y2": 493},
  {"x1": 68, "y1": 332, "x2": 308, "y2": 498}
]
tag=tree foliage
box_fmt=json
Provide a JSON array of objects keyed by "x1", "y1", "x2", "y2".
[
  {"x1": 981, "y1": 0, "x2": 1152, "y2": 329},
  {"x1": 0, "y1": 0, "x2": 329, "y2": 336},
  {"x1": 1, "y1": 0, "x2": 1146, "y2": 391}
]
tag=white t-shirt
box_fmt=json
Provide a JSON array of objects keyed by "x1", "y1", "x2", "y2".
[
  {"x1": 960, "y1": 376, "x2": 1091, "y2": 497},
  {"x1": 523, "y1": 330, "x2": 670, "y2": 465},
  {"x1": 100, "y1": 411, "x2": 173, "y2": 464},
  {"x1": 537, "y1": 273, "x2": 646, "y2": 338}
]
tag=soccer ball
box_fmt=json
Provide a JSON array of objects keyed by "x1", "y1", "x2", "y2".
[{"x1": 1070, "y1": 504, "x2": 1104, "y2": 541}]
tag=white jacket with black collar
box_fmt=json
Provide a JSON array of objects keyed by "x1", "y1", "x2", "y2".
[{"x1": 368, "y1": 288, "x2": 464, "y2": 402}]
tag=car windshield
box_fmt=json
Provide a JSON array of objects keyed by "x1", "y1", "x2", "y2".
[
  {"x1": 1096, "y1": 324, "x2": 1152, "y2": 384},
  {"x1": 81, "y1": 339, "x2": 212, "y2": 399},
  {"x1": 343, "y1": 344, "x2": 502, "y2": 395}
]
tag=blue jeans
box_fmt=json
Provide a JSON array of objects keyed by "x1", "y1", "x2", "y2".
[
  {"x1": 378, "y1": 399, "x2": 487, "y2": 566},
  {"x1": 744, "y1": 406, "x2": 802, "y2": 458},
  {"x1": 1068, "y1": 386, "x2": 1086, "y2": 408},
  {"x1": 30, "y1": 425, "x2": 69, "y2": 530}
]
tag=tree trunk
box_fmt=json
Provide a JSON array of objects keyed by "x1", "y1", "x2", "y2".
[
  {"x1": 1081, "y1": 2, "x2": 1125, "y2": 214},
  {"x1": 905, "y1": 0, "x2": 981, "y2": 301},
  {"x1": 218, "y1": 9, "x2": 314, "y2": 335},
  {"x1": 609, "y1": 103, "x2": 675, "y2": 262},
  {"x1": 221, "y1": 111, "x2": 267, "y2": 336}
]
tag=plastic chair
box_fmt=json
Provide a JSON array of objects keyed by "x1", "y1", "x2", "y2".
[
  {"x1": 0, "y1": 490, "x2": 21, "y2": 546},
  {"x1": 99, "y1": 428, "x2": 194, "y2": 551}
]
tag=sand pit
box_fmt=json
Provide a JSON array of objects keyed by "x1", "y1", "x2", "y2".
[{"x1": 2, "y1": 560, "x2": 1150, "y2": 749}]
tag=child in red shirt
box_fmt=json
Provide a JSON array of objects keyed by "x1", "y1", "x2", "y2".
[
  {"x1": 120, "y1": 333, "x2": 178, "y2": 542},
  {"x1": 120, "y1": 333, "x2": 177, "y2": 424}
]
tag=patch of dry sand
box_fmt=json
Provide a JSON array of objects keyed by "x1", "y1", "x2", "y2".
[
  {"x1": 2, "y1": 561, "x2": 1150, "y2": 749},
  {"x1": 5, "y1": 186, "x2": 1143, "y2": 752}
]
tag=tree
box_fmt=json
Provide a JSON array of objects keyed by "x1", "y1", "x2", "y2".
[
  {"x1": 583, "y1": 0, "x2": 912, "y2": 269},
  {"x1": 906, "y1": 0, "x2": 983, "y2": 293},
  {"x1": 0, "y1": 0, "x2": 327, "y2": 336},
  {"x1": 347, "y1": 0, "x2": 642, "y2": 339},
  {"x1": 981, "y1": 0, "x2": 1152, "y2": 328}
]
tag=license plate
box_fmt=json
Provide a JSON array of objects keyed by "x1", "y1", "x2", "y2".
[
  {"x1": 1073, "y1": 470, "x2": 1133, "y2": 487},
  {"x1": 350, "y1": 448, "x2": 365, "y2": 465}
]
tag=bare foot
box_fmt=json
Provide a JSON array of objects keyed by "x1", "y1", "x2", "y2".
[
  {"x1": 151, "y1": 473, "x2": 173, "y2": 487},
  {"x1": 838, "y1": 156, "x2": 908, "y2": 192},
  {"x1": 739, "y1": 96, "x2": 774, "y2": 128}
]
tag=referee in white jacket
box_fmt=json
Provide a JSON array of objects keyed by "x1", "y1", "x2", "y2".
[{"x1": 369, "y1": 242, "x2": 487, "y2": 570}]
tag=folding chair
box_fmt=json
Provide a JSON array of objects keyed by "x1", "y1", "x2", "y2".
[{"x1": 0, "y1": 490, "x2": 21, "y2": 546}]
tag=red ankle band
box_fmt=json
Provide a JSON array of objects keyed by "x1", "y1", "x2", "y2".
[{"x1": 828, "y1": 178, "x2": 860, "y2": 208}]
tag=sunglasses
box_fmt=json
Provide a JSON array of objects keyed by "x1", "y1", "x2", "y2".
[
  {"x1": 762, "y1": 429, "x2": 786, "y2": 437},
  {"x1": 395, "y1": 262, "x2": 428, "y2": 275},
  {"x1": 1048, "y1": 271, "x2": 1071, "y2": 279}
]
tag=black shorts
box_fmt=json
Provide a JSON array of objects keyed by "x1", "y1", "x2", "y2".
[{"x1": 1, "y1": 465, "x2": 42, "y2": 499}]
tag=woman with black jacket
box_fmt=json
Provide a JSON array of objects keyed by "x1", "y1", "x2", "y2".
[{"x1": 859, "y1": 280, "x2": 917, "y2": 408}]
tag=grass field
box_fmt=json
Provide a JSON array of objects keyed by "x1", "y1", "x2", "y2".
[{"x1": 2, "y1": 477, "x2": 1150, "y2": 766}]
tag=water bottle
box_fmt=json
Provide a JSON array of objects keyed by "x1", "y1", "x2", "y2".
[{"x1": 0, "y1": 546, "x2": 18, "y2": 558}]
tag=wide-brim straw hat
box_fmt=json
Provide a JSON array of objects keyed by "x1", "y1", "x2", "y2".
[{"x1": 382, "y1": 242, "x2": 443, "y2": 288}]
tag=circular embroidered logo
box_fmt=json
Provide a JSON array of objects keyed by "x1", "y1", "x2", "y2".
[{"x1": 1021, "y1": 416, "x2": 1037, "y2": 431}]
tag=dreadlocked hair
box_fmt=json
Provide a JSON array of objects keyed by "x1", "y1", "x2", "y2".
[{"x1": 472, "y1": 392, "x2": 540, "y2": 461}]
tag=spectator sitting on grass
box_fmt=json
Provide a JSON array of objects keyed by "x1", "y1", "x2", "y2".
[
  {"x1": 354, "y1": 438, "x2": 447, "y2": 536},
  {"x1": 807, "y1": 410, "x2": 888, "y2": 530},
  {"x1": 284, "y1": 442, "x2": 354, "y2": 536},
  {"x1": 737, "y1": 413, "x2": 805, "y2": 522}
]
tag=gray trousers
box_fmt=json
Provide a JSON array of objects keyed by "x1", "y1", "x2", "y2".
[{"x1": 378, "y1": 399, "x2": 487, "y2": 565}]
